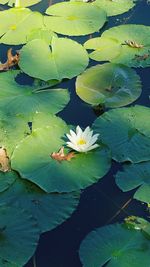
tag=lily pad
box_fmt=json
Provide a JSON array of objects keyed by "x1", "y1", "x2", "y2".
[
  {"x1": 115, "y1": 161, "x2": 150, "y2": 204},
  {"x1": 0, "y1": 0, "x2": 41, "y2": 7},
  {"x1": 84, "y1": 37, "x2": 122, "y2": 61},
  {"x1": 71, "y1": 0, "x2": 136, "y2": 16},
  {"x1": 44, "y1": 2, "x2": 107, "y2": 36},
  {"x1": 79, "y1": 221, "x2": 150, "y2": 267},
  {"x1": 76, "y1": 63, "x2": 142, "y2": 108},
  {"x1": 85, "y1": 25, "x2": 150, "y2": 67},
  {"x1": 0, "y1": 205, "x2": 39, "y2": 266},
  {"x1": 0, "y1": 175, "x2": 80, "y2": 233},
  {"x1": 93, "y1": 105, "x2": 150, "y2": 163},
  {"x1": 0, "y1": 172, "x2": 16, "y2": 193},
  {"x1": 19, "y1": 37, "x2": 89, "y2": 81},
  {"x1": 0, "y1": 113, "x2": 29, "y2": 156},
  {"x1": 11, "y1": 116, "x2": 111, "y2": 192},
  {"x1": 0, "y1": 8, "x2": 44, "y2": 44},
  {"x1": 0, "y1": 70, "x2": 69, "y2": 119},
  {"x1": 0, "y1": 258, "x2": 19, "y2": 267},
  {"x1": 26, "y1": 28, "x2": 57, "y2": 44}
]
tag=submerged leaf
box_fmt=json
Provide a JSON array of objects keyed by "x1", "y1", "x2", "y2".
[
  {"x1": 76, "y1": 63, "x2": 142, "y2": 108},
  {"x1": 44, "y1": 2, "x2": 107, "y2": 36},
  {"x1": 85, "y1": 25, "x2": 150, "y2": 67},
  {"x1": 19, "y1": 37, "x2": 89, "y2": 81},
  {"x1": 11, "y1": 115, "x2": 111, "y2": 192},
  {"x1": 93, "y1": 105, "x2": 150, "y2": 163},
  {"x1": 115, "y1": 161, "x2": 150, "y2": 204}
]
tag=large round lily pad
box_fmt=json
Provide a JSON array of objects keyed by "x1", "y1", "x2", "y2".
[
  {"x1": 0, "y1": 205, "x2": 40, "y2": 266},
  {"x1": 19, "y1": 37, "x2": 89, "y2": 81},
  {"x1": 0, "y1": 0, "x2": 41, "y2": 7},
  {"x1": 115, "y1": 161, "x2": 150, "y2": 204},
  {"x1": 85, "y1": 25, "x2": 150, "y2": 67},
  {"x1": 0, "y1": 70, "x2": 69, "y2": 119},
  {"x1": 76, "y1": 63, "x2": 142, "y2": 108},
  {"x1": 11, "y1": 116, "x2": 111, "y2": 192},
  {"x1": 71, "y1": 0, "x2": 136, "y2": 16},
  {"x1": 0, "y1": 8, "x2": 44, "y2": 44},
  {"x1": 79, "y1": 221, "x2": 150, "y2": 267},
  {"x1": 0, "y1": 175, "x2": 80, "y2": 233},
  {"x1": 93, "y1": 105, "x2": 150, "y2": 163},
  {"x1": 0, "y1": 258, "x2": 19, "y2": 267},
  {"x1": 44, "y1": 2, "x2": 107, "y2": 36}
]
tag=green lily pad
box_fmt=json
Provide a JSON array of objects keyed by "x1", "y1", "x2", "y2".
[
  {"x1": 71, "y1": 0, "x2": 136, "y2": 16},
  {"x1": 11, "y1": 116, "x2": 111, "y2": 192},
  {"x1": 0, "y1": 114, "x2": 29, "y2": 156},
  {"x1": 0, "y1": 172, "x2": 16, "y2": 193},
  {"x1": 85, "y1": 25, "x2": 150, "y2": 67},
  {"x1": 0, "y1": 175, "x2": 80, "y2": 233},
  {"x1": 19, "y1": 37, "x2": 89, "y2": 81},
  {"x1": 0, "y1": 8, "x2": 44, "y2": 44},
  {"x1": 26, "y1": 28, "x2": 57, "y2": 44},
  {"x1": 93, "y1": 105, "x2": 150, "y2": 163},
  {"x1": 0, "y1": 0, "x2": 41, "y2": 7},
  {"x1": 84, "y1": 37, "x2": 122, "y2": 61},
  {"x1": 44, "y1": 2, "x2": 107, "y2": 36},
  {"x1": 0, "y1": 70, "x2": 69, "y2": 119},
  {"x1": 115, "y1": 161, "x2": 150, "y2": 204},
  {"x1": 79, "y1": 221, "x2": 150, "y2": 267},
  {"x1": 76, "y1": 63, "x2": 142, "y2": 108},
  {"x1": 0, "y1": 258, "x2": 19, "y2": 267},
  {"x1": 0, "y1": 205, "x2": 40, "y2": 266}
]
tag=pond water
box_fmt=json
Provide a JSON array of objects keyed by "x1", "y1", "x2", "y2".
[{"x1": 0, "y1": 0, "x2": 150, "y2": 267}]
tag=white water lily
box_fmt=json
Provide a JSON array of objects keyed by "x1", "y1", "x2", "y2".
[{"x1": 66, "y1": 126, "x2": 99, "y2": 152}]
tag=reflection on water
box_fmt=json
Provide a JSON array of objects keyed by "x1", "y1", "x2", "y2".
[{"x1": 0, "y1": 0, "x2": 149, "y2": 266}]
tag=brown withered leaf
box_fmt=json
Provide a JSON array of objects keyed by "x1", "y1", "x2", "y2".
[
  {"x1": 0, "y1": 48, "x2": 20, "y2": 71},
  {"x1": 51, "y1": 146, "x2": 75, "y2": 162},
  {"x1": 0, "y1": 147, "x2": 10, "y2": 172}
]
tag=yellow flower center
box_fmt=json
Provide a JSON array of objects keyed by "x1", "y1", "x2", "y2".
[{"x1": 77, "y1": 139, "x2": 87, "y2": 145}]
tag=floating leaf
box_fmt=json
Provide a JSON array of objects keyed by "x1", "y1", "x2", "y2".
[
  {"x1": 0, "y1": 114, "x2": 29, "y2": 156},
  {"x1": 93, "y1": 105, "x2": 150, "y2": 163},
  {"x1": 0, "y1": 8, "x2": 44, "y2": 44},
  {"x1": 19, "y1": 37, "x2": 89, "y2": 81},
  {"x1": 84, "y1": 37, "x2": 122, "y2": 61},
  {"x1": 26, "y1": 28, "x2": 57, "y2": 44},
  {"x1": 0, "y1": 0, "x2": 41, "y2": 7},
  {"x1": 0, "y1": 205, "x2": 40, "y2": 266},
  {"x1": 0, "y1": 171, "x2": 16, "y2": 193},
  {"x1": 76, "y1": 63, "x2": 142, "y2": 108},
  {"x1": 71, "y1": 0, "x2": 136, "y2": 16},
  {"x1": 79, "y1": 221, "x2": 150, "y2": 267},
  {"x1": 11, "y1": 115, "x2": 111, "y2": 192},
  {"x1": 0, "y1": 70, "x2": 70, "y2": 119},
  {"x1": 115, "y1": 161, "x2": 150, "y2": 204},
  {"x1": 85, "y1": 25, "x2": 150, "y2": 67},
  {"x1": 0, "y1": 175, "x2": 80, "y2": 233},
  {"x1": 0, "y1": 258, "x2": 19, "y2": 267},
  {"x1": 44, "y1": 2, "x2": 107, "y2": 36}
]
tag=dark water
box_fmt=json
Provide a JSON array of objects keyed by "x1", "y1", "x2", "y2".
[{"x1": 0, "y1": 0, "x2": 150, "y2": 266}]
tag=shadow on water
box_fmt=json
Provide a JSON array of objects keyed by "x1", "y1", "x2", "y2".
[{"x1": 0, "y1": 0, "x2": 149, "y2": 266}]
